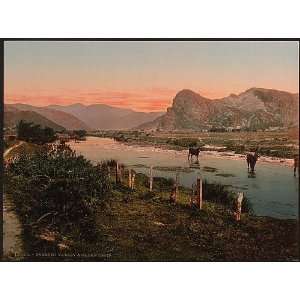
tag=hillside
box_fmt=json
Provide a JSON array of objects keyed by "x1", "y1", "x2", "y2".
[
  {"x1": 4, "y1": 109, "x2": 65, "y2": 132},
  {"x1": 138, "y1": 88, "x2": 299, "y2": 131},
  {"x1": 48, "y1": 103, "x2": 164, "y2": 130},
  {"x1": 7, "y1": 103, "x2": 90, "y2": 130}
]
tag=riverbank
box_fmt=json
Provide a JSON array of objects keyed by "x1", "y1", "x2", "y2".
[
  {"x1": 93, "y1": 183, "x2": 298, "y2": 261},
  {"x1": 91, "y1": 130, "x2": 298, "y2": 165},
  {"x1": 14, "y1": 171, "x2": 299, "y2": 261}
]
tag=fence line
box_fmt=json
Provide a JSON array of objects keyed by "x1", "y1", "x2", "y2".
[{"x1": 111, "y1": 161, "x2": 243, "y2": 221}]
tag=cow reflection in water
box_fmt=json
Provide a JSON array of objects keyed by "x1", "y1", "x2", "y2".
[{"x1": 248, "y1": 172, "x2": 256, "y2": 178}]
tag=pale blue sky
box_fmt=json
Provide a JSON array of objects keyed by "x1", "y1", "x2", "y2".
[{"x1": 4, "y1": 41, "x2": 299, "y2": 111}]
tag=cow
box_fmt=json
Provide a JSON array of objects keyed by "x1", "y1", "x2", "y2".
[
  {"x1": 188, "y1": 147, "x2": 200, "y2": 161},
  {"x1": 246, "y1": 151, "x2": 259, "y2": 173},
  {"x1": 294, "y1": 154, "x2": 299, "y2": 177}
]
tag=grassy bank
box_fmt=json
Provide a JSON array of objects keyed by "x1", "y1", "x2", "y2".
[
  {"x1": 4, "y1": 142, "x2": 298, "y2": 261},
  {"x1": 94, "y1": 183, "x2": 298, "y2": 261}
]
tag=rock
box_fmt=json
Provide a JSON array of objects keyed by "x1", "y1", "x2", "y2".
[{"x1": 138, "y1": 88, "x2": 299, "y2": 131}]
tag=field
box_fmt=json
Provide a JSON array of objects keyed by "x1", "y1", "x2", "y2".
[
  {"x1": 16, "y1": 173, "x2": 298, "y2": 262},
  {"x1": 93, "y1": 185, "x2": 298, "y2": 261}
]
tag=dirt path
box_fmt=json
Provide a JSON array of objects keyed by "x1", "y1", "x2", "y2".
[
  {"x1": 3, "y1": 195, "x2": 24, "y2": 259},
  {"x1": 3, "y1": 142, "x2": 25, "y2": 260},
  {"x1": 4, "y1": 141, "x2": 24, "y2": 158}
]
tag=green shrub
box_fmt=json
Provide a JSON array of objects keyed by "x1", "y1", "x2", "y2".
[{"x1": 5, "y1": 143, "x2": 112, "y2": 244}]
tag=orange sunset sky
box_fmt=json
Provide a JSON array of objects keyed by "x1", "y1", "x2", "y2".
[{"x1": 4, "y1": 41, "x2": 299, "y2": 112}]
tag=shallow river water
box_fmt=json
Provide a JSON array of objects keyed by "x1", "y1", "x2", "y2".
[{"x1": 69, "y1": 137, "x2": 299, "y2": 219}]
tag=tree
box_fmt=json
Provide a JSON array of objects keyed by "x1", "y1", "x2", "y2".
[
  {"x1": 16, "y1": 120, "x2": 56, "y2": 144},
  {"x1": 73, "y1": 130, "x2": 87, "y2": 139}
]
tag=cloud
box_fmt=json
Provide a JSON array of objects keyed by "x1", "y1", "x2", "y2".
[{"x1": 4, "y1": 88, "x2": 175, "y2": 112}]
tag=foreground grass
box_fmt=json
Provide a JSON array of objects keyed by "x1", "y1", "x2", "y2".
[
  {"x1": 19, "y1": 173, "x2": 298, "y2": 262},
  {"x1": 92, "y1": 184, "x2": 298, "y2": 261}
]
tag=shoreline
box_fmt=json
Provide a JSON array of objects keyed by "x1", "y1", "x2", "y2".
[{"x1": 86, "y1": 136, "x2": 295, "y2": 168}]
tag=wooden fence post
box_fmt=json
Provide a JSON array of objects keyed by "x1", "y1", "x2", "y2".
[
  {"x1": 190, "y1": 183, "x2": 195, "y2": 206},
  {"x1": 175, "y1": 172, "x2": 179, "y2": 202},
  {"x1": 169, "y1": 186, "x2": 176, "y2": 203},
  {"x1": 128, "y1": 168, "x2": 132, "y2": 189},
  {"x1": 197, "y1": 177, "x2": 203, "y2": 209},
  {"x1": 115, "y1": 162, "x2": 119, "y2": 184},
  {"x1": 131, "y1": 173, "x2": 135, "y2": 190},
  {"x1": 169, "y1": 173, "x2": 179, "y2": 203},
  {"x1": 119, "y1": 165, "x2": 123, "y2": 183},
  {"x1": 235, "y1": 192, "x2": 243, "y2": 221},
  {"x1": 149, "y1": 165, "x2": 153, "y2": 191}
]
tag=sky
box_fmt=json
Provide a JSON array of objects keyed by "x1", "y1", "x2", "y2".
[{"x1": 4, "y1": 41, "x2": 299, "y2": 112}]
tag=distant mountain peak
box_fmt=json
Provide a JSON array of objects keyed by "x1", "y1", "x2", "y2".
[
  {"x1": 68, "y1": 103, "x2": 86, "y2": 108},
  {"x1": 138, "y1": 87, "x2": 299, "y2": 131},
  {"x1": 43, "y1": 102, "x2": 164, "y2": 130},
  {"x1": 175, "y1": 89, "x2": 208, "y2": 100},
  {"x1": 8, "y1": 103, "x2": 91, "y2": 130}
]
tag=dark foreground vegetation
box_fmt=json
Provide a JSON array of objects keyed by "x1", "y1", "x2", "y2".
[
  {"x1": 5, "y1": 143, "x2": 111, "y2": 257},
  {"x1": 4, "y1": 141, "x2": 298, "y2": 261},
  {"x1": 17, "y1": 120, "x2": 57, "y2": 144}
]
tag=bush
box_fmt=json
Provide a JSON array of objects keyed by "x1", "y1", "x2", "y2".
[
  {"x1": 153, "y1": 176, "x2": 175, "y2": 192},
  {"x1": 73, "y1": 130, "x2": 86, "y2": 138},
  {"x1": 5, "y1": 143, "x2": 112, "y2": 245},
  {"x1": 168, "y1": 138, "x2": 201, "y2": 148}
]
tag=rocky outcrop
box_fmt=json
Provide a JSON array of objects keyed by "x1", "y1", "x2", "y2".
[{"x1": 138, "y1": 88, "x2": 299, "y2": 131}]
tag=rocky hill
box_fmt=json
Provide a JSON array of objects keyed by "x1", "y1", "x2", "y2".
[
  {"x1": 138, "y1": 88, "x2": 299, "y2": 131},
  {"x1": 6, "y1": 103, "x2": 90, "y2": 130},
  {"x1": 4, "y1": 107, "x2": 65, "y2": 132},
  {"x1": 48, "y1": 103, "x2": 164, "y2": 130}
]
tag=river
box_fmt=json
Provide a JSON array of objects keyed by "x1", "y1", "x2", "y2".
[{"x1": 69, "y1": 136, "x2": 298, "y2": 219}]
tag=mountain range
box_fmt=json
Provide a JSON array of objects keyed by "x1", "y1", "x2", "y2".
[
  {"x1": 4, "y1": 105, "x2": 66, "y2": 132},
  {"x1": 138, "y1": 88, "x2": 299, "y2": 131},
  {"x1": 5, "y1": 87, "x2": 298, "y2": 132},
  {"x1": 4, "y1": 103, "x2": 164, "y2": 131},
  {"x1": 5, "y1": 103, "x2": 91, "y2": 131},
  {"x1": 47, "y1": 103, "x2": 164, "y2": 130}
]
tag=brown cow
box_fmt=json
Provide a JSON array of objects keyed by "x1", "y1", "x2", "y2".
[
  {"x1": 246, "y1": 151, "x2": 259, "y2": 173},
  {"x1": 188, "y1": 147, "x2": 200, "y2": 161},
  {"x1": 294, "y1": 154, "x2": 299, "y2": 177}
]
